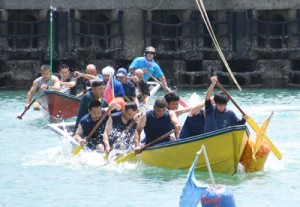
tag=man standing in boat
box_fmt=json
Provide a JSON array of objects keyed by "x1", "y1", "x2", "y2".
[
  {"x1": 134, "y1": 97, "x2": 181, "y2": 153},
  {"x1": 75, "y1": 79, "x2": 108, "y2": 130},
  {"x1": 204, "y1": 76, "x2": 248, "y2": 133},
  {"x1": 25, "y1": 64, "x2": 60, "y2": 109},
  {"x1": 75, "y1": 100, "x2": 120, "y2": 151},
  {"x1": 128, "y1": 46, "x2": 169, "y2": 90},
  {"x1": 103, "y1": 102, "x2": 139, "y2": 153},
  {"x1": 58, "y1": 64, "x2": 77, "y2": 96}
]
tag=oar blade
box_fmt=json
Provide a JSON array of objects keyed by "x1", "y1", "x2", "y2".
[
  {"x1": 73, "y1": 145, "x2": 83, "y2": 156},
  {"x1": 116, "y1": 152, "x2": 136, "y2": 163},
  {"x1": 247, "y1": 116, "x2": 282, "y2": 160}
]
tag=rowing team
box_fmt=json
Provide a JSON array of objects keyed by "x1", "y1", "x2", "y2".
[
  {"x1": 25, "y1": 46, "x2": 168, "y2": 110},
  {"x1": 73, "y1": 76, "x2": 248, "y2": 156}
]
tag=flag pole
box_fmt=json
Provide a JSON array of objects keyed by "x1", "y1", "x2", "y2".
[{"x1": 49, "y1": 5, "x2": 54, "y2": 89}]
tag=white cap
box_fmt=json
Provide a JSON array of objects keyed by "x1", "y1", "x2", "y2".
[{"x1": 102, "y1": 66, "x2": 115, "y2": 75}]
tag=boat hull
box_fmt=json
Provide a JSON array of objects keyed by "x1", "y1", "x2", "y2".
[
  {"x1": 37, "y1": 90, "x2": 81, "y2": 121},
  {"x1": 139, "y1": 125, "x2": 249, "y2": 174}
]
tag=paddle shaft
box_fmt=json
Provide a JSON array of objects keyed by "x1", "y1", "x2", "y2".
[
  {"x1": 85, "y1": 108, "x2": 111, "y2": 142},
  {"x1": 140, "y1": 129, "x2": 174, "y2": 153},
  {"x1": 216, "y1": 82, "x2": 245, "y2": 115},
  {"x1": 144, "y1": 70, "x2": 188, "y2": 108},
  {"x1": 18, "y1": 96, "x2": 38, "y2": 119},
  {"x1": 115, "y1": 129, "x2": 174, "y2": 163}
]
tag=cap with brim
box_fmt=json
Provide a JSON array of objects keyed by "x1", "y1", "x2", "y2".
[{"x1": 116, "y1": 68, "x2": 127, "y2": 77}]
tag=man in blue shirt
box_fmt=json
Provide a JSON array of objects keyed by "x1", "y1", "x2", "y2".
[
  {"x1": 101, "y1": 66, "x2": 125, "y2": 98},
  {"x1": 204, "y1": 76, "x2": 248, "y2": 133},
  {"x1": 128, "y1": 46, "x2": 169, "y2": 89},
  {"x1": 116, "y1": 68, "x2": 139, "y2": 106},
  {"x1": 134, "y1": 97, "x2": 181, "y2": 153}
]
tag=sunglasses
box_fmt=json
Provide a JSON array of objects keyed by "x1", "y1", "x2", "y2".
[{"x1": 145, "y1": 52, "x2": 155, "y2": 55}]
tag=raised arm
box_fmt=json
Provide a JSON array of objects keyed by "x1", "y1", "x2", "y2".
[{"x1": 206, "y1": 76, "x2": 217, "y2": 101}]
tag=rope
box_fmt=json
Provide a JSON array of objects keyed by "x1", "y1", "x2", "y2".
[{"x1": 195, "y1": 0, "x2": 242, "y2": 90}]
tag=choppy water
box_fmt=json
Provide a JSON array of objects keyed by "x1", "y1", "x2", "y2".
[{"x1": 1, "y1": 89, "x2": 299, "y2": 207}]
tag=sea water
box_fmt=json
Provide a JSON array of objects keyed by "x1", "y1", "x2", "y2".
[{"x1": 0, "y1": 89, "x2": 299, "y2": 207}]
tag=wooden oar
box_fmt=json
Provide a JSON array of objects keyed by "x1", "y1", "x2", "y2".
[
  {"x1": 73, "y1": 108, "x2": 111, "y2": 156},
  {"x1": 144, "y1": 70, "x2": 188, "y2": 108},
  {"x1": 216, "y1": 81, "x2": 282, "y2": 160},
  {"x1": 17, "y1": 95, "x2": 39, "y2": 119},
  {"x1": 116, "y1": 129, "x2": 174, "y2": 163}
]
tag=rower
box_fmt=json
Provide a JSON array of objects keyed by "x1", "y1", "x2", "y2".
[
  {"x1": 103, "y1": 102, "x2": 139, "y2": 153},
  {"x1": 128, "y1": 46, "x2": 169, "y2": 90},
  {"x1": 25, "y1": 64, "x2": 60, "y2": 110},
  {"x1": 204, "y1": 76, "x2": 248, "y2": 133},
  {"x1": 74, "y1": 64, "x2": 99, "y2": 97},
  {"x1": 134, "y1": 97, "x2": 181, "y2": 153},
  {"x1": 75, "y1": 100, "x2": 120, "y2": 151},
  {"x1": 164, "y1": 92, "x2": 191, "y2": 117},
  {"x1": 58, "y1": 63, "x2": 77, "y2": 96},
  {"x1": 132, "y1": 69, "x2": 150, "y2": 106}
]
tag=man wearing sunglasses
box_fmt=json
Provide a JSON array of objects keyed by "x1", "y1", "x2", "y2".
[{"x1": 128, "y1": 46, "x2": 169, "y2": 89}]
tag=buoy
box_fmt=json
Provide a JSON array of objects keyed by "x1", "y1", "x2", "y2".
[
  {"x1": 240, "y1": 138, "x2": 270, "y2": 172},
  {"x1": 201, "y1": 185, "x2": 236, "y2": 207}
]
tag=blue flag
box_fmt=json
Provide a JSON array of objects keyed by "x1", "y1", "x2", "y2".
[{"x1": 179, "y1": 150, "x2": 207, "y2": 207}]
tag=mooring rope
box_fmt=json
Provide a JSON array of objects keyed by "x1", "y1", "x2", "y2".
[{"x1": 195, "y1": 0, "x2": 241, "y2": 90}]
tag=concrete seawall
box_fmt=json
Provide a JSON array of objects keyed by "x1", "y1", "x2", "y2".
[{"x1": 1, "y1": 0, "x2": 300, "y2": 89}]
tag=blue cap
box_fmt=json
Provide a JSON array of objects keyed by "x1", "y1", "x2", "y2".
[{"x1": 116, "y1": 68, "x2": 128, "y2": 77}]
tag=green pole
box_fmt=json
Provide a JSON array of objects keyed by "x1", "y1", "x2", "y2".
[{"x1": 49, "y1": 7, "x2": 53, "y2": 89}]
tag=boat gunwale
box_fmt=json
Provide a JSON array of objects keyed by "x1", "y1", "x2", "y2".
[
  {"x1": 41, "y1": 90, "x2": 82, "y2": 101},
  {"x1": 144, "y1": 125, "x2": 248, "y2": 151}
]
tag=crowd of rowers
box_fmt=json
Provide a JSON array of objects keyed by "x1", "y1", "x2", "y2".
[{"x1": 24, "y1": 46, "x2": 248, "y2": 155}]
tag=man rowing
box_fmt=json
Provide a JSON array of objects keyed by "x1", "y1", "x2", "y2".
[
  {"x1": 25, "y1": 64, "x2": 60, "y2": 109},
  {"x1": 132, "y1": 69, "x2": 150, "y2": 106},
  {"x1": 103, "y1": 102, "x2": 139, "y2": 153},
  {"x1": 75, "y1": 100, "x2": 120, "y2": 151},
  {"x1": 134, "y1": 97, "x2": 181, "y2": 153},
  {"x1": 74, "y1": 64, "x2": 99, "y2": 97},
  {"x1": 128, "y1": 46, "x2": 169, "y2": 89},
  {"x1": 204, "y1": 76, "x2": 248, "y2": 133}
]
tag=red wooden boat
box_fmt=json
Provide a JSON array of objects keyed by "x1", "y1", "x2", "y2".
[{"x1": 37, "y1": 90, "x2": 81, "y2": 121}]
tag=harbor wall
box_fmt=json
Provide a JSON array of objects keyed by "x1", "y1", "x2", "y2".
[{"x1": 1, "y1": 0, "x2": 300, "y2": 89}]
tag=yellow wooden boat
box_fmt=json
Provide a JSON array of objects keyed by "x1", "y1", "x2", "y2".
[{"x1": 138, "y1": 125, "x2": 249, "y2": 175}]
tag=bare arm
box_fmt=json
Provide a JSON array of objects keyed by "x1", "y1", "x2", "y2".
[
  {"x1": 169, "y1": 110, "x2": 181, "y2": 139},
  {"x1": 134, "y1": 113, "x2": 146, "y2": 150},
  {"x1": 206, "y1": 76, "x2": 217, "y2": 100},
  {"x1": 159, "y1": 76, "x2": 169, "y2": 89},
  {"x1": 74, "y1": 71, "x2": 99, "y2": 80},
  {"x1": 51, "y1": 78, "x2": 61, "y2": 91},
  {"x1": 75, "y1": 124, "x2": 87, "y2": 146},
  {"x1": 103, "y1": 117, "x2": 113, "y2": 153},
  {"x1": 190, "y1": 103, "x2": 205, "y2": 116},
  {"x1": 25, "y1": 80, "x2": 38, "y2": 108},
  {"x1": 60, "y1": 80, "x2": 76, "y2": 88},
  {"x1": 175, "y1": 107, "x2": 191, "y2": 117}
]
